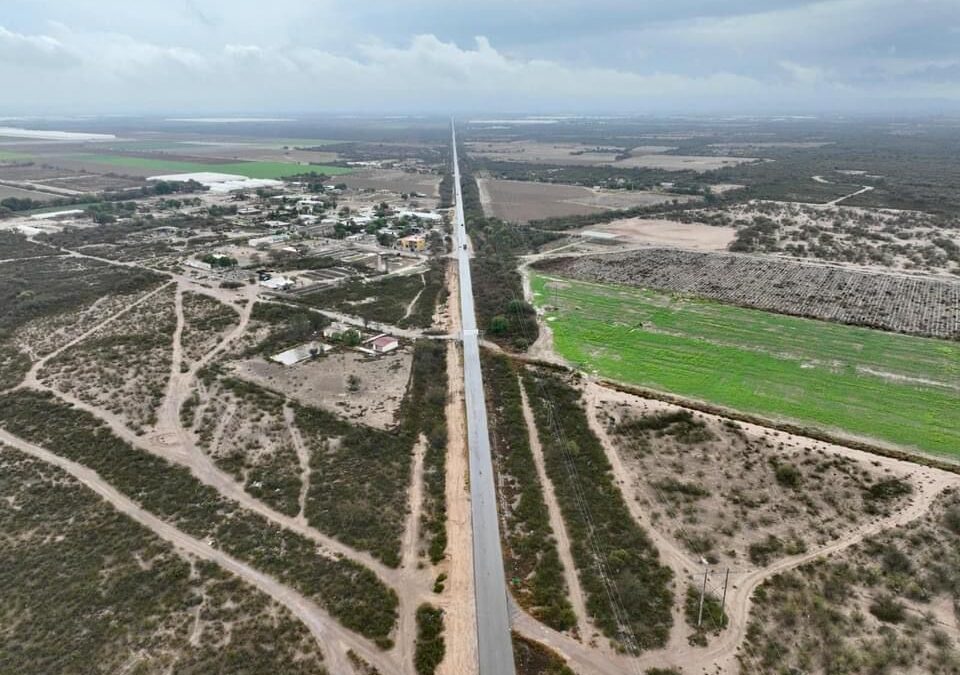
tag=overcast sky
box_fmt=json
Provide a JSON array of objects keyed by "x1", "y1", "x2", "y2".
[{"x1": 2, "y1": 0, "x2": 959, "y2": 116}]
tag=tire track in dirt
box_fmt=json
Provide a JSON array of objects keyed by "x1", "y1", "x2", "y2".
[
  {"x1": 19, "y1": 280, "x2": 175, "y2": 390},
  {"x1": 283, "y1": 404, "x2": 312, "y2": 524},
  {"x1": 436, "y1": 266, "x2": 479, "y2": 675},
  {"x1": 518, "y1": 379, "x2": 593, "y2": 643},
  {"x1": 0, "y1": 429, "x2": 391, "y2": 675}
]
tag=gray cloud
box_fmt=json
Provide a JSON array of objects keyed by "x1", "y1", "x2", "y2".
[
  {"x1": 0, "y1": 25, "x2": 75, "y2": 68},
  {"x1": 0, "y1": 1, "x2": 957, "y2": 114}
]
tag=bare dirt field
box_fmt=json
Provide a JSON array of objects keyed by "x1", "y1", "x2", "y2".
[
  {"x1": 478, "y1": 178, "x2": 695, "y2": 222},
  {"x1": 229, "y1": 349, "x2": 412, "y2": 430},
  {"x1": 0, "y1": 164, "x2": 77, "y2": 181},
  {"x1": 340, "y1": 169, "x2": 442, "y2": 201},
  {"x1": 35, "y1": 174, "x2": 146, "y2": 192},
  {"x1": 576, "y1": 217, "x2": 736, "y2": 250},
  {"x1": 0, "y1": 185, "x2": 58, "y2": 201},
  {"x1": 615, "y1": 154, "x2": 754, "y2": 171}
]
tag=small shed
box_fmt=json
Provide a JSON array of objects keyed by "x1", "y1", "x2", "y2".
[{"x1": 371, "y1": 336, "x2": 399, "y2": 354}]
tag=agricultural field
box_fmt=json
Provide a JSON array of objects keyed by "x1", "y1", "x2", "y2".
[
  {"x1": 0, "y1": 445, "x2": 329, "y2": 675},
  {"x1": 477, "y1": 177, "x2": 694, "y2": 222},
  {"x1": 535, "y1": 249, "x2": 960, "y2": 339},
  {"x1": 591, "y1": 386, "x2": 917, "y2": 567},
  {"x1": 55, "y1": 154, "x2": 352, "y2": 179},
  {"x1": 741, "y1": 488, "x2": 960, "y2": 674},
  {"x1": 666, "y1": 200, "x2": 960, "y2": 275},
  {"x1": 339, "y1": 169, "x2": 443, "y2": 202},
  {"x1": 530, "y1": 272, "x2": 960, "y2": 458},
  {"x1": 0, "y1": 185, "x2": 57, "y2": 202}
]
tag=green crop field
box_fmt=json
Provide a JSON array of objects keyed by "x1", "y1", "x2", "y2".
[
  {"x1": 531, "y1": 273, "x2": 960, "y2": 458},
  {"x1": 0, "y1": 150, "x2": 30, "y2": 161},
  {"x1": 69, "y1": 154, "x2": 351, "y2": 179}
]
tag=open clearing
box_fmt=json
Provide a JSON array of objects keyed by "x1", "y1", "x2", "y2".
[
  {"x1": 478, "y1": 177, "x2": 694, "y2": 222},
  {"x1": 57, "y1": 154, "x2": 352, "y2": 179},
  {"x1": 467, "y1": 140, "x2": 756, "y2": 172},
  {"x1": 591, "y1": 386, "x2": 918, "y2": 568},
  {"x1": 339, "y1": 169, "x2": 442, "y2": 199},
  {"x1": 230, "y1": 350, "x2": 412, "y2": 431},
  {"x1": 530, "y1": 272, "x2": 960, "y2": 458},
  {"x1": 574, "y1": 217, "x2": 736, "y2": 250}
]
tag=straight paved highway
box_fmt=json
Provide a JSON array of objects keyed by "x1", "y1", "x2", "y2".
[{"x1": 451, "y1": 122, "x2": 516, "y2": 675}]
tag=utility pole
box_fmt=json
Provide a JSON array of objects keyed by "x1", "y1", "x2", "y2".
[
  {"x1": 697, "y1": 567, "x2": 710, "y2": 627},
  {"x1": 720, "y1": 568, "x2": 730, "y2": 626}
]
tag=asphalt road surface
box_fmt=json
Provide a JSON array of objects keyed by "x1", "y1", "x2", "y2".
[{"x1": 451, "y1": 122, "x2": 517, "y2": 675}]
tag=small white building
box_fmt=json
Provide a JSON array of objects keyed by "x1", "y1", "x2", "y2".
[
  {"x1": 249, "y1": 234, "x2": 290, "y2": 247},
  {"x1": 270, "y1": 341, "x2": 334, "y2": 366},
  {"x1": 260, "y1": 275, "x2": 295, "y2": 290},
  {"x1": 371, "y1": 335, "x2": 399, "y2": 354}
]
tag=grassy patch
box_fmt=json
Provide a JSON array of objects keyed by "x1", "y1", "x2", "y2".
[
  {"x1": 532, "y1": 273, "x2": 960, "y2": 458},
  {"x1": 68, "y1": 154, "x2": 352, "y2": 178}
]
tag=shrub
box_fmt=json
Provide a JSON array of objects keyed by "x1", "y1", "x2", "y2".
[
  {"x1": 414, "y1": 604, "x2": 445, "y2": 675},
  {"x1": 869, "y1": 594, "x2": 906, "y2": 623}
]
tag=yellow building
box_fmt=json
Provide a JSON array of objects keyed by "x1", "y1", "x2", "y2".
[{"x1": 397, "y1": 234, "x2": 427, "y2": 252}]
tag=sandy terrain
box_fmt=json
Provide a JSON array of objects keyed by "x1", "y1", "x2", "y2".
[
  {"x1": 478, "y1": 178, "x2": 695, "y2": 222},
  {"x1": 577, "y1": 217, "x2": 736, "y2": 250},
  {"x1": 230, "y1": 350, "x2": 412, "y2": 430},
  {"x1": 340, "y1": 169, "x2": 442, "y2": 200},
  {"x1": 614, "y1": 154, "x2": 755, "y2": 171},
  {"x1": 437, "y1": 265, "x2": 479, "y2": 675},
  {"x1": 504, "y1": 373, "x2": 959, "y2": 675}
]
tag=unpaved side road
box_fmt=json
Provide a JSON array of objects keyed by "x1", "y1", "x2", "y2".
[
  {"x1": 0, "y1": 429, "x2": 393, "y2": 675},
  {"x1": 518, "y1": 379, "x2": 592, "y2": 642},
  {"x1": 437, "y1": 265, "x2": 479, "y2": 675}
]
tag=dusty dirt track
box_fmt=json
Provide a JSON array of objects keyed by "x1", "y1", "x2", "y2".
[{"x1": 4, "y1": 243, "x2": 452, "y2": 674}]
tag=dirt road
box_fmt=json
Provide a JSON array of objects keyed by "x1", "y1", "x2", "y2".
[
  {"x1": 518, "y1": 380, "x2": 592, "y2": 642},
  {"x1": 437, "y1": 264, "x2": 479, "y2": 675},
  {"x1": 0, "y1": 429, "x2": 393, "y2": 675}
]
